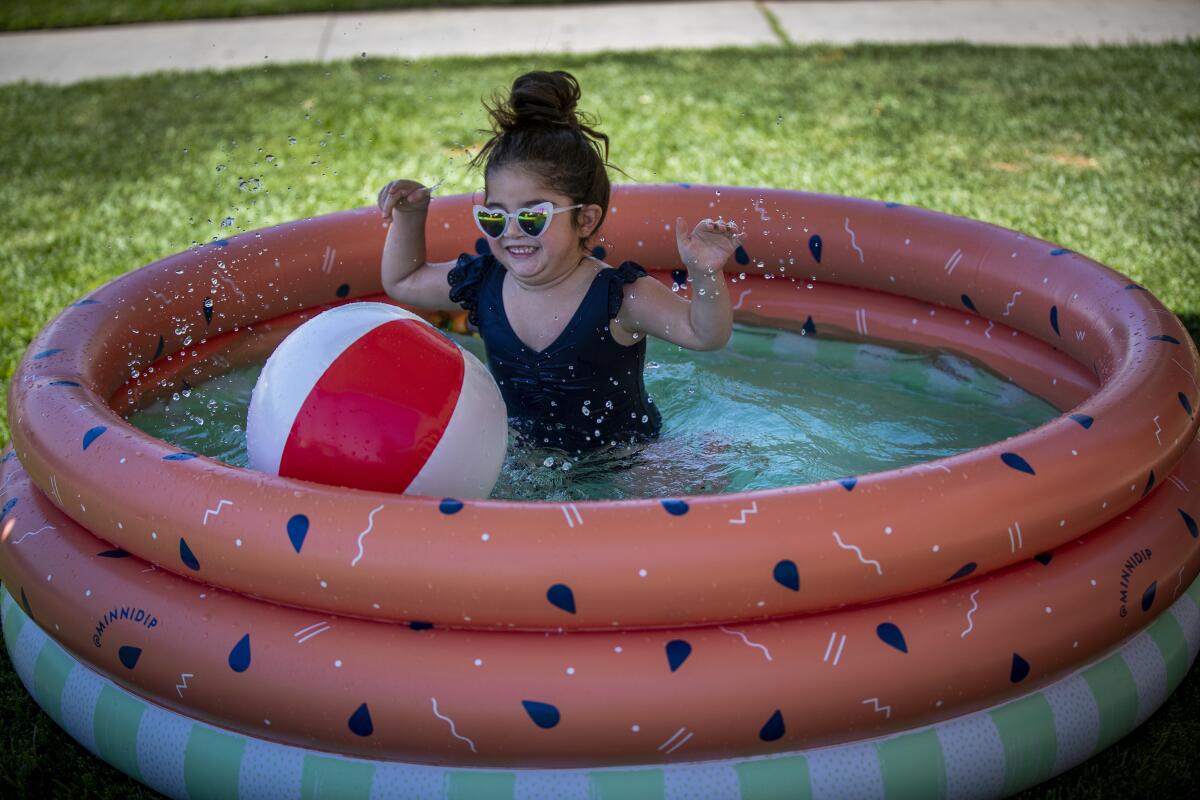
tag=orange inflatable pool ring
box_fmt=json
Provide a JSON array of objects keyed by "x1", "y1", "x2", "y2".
[{"x1": 3, "y1": 185, "x2": 1200, "y2": 796}]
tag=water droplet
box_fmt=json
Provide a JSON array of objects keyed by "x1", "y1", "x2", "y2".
[
  {"x1": 287, "y1": 136, "x2": 297, "y2": 145},
  {"x1": 215, "y1": 164, "x2": 226, "y2": 172}
]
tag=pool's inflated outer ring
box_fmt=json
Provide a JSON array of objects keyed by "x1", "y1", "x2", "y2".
[
  {"x1": 2, "y1": 448, "x2": 1197, "y2": 765},
  {"x1": 5, "y1": 578, "x2": 1200, "y2": 799},
  {"x1": 5, "y1": 186, "x2": 1199, "y2": 631}
]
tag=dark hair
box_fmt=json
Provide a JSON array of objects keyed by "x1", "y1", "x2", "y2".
[{"x1": 469, "y1": 70, "x2": 617, "y2": 248}]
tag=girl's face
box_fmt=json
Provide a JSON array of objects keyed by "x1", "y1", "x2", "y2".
[{"x1": 483, "y1": 165, "x2": 601, "y2": 285}]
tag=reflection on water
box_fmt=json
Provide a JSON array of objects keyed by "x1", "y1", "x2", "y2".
[{"x1": 127, "y1": 323, "x2": 1058, "y2": 501}]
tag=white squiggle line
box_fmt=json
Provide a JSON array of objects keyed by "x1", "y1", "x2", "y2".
[
  {"x1": 0, "y1": 469, "x2": 19, "y2": 497},
  {"x1": 176, "y1": 673, "x2": 193, "y2": 697},
  {"x1": 719, "y1": 626, "x2": 773, "y2": 661},
  {"x1": 431, "y1": 698, "x2": 478, "y2": 752},
  {"x1": 49, "y1": 474, "x2": 62, "y2": 506},
  {"x1": 832, "y1": 531, "x2": 882, "y2": 575},
  {"x1": 915, "y1": 463, "x2": 953, "y2": 474},
  {"x1": 732, "y1": 289, "x2": 753, "y2": 310},
  {"x1": 203, "y1": 499, "x2": 232, "y2": 525},
  {"x1": 844, "y1": 218, "x2": 865, "y2": 263},
  {"x1": 862, "y1": 697, "x2": 892, "y2": 719},
  {"x1": 1003, "y1": 291, "x2": 1022, "y2": 316},
  {"x1": 351, "y1": 504, "x2": 385, "y2": 567},
  {"x1": 961, "y1": 590, "x2": 980, "y2": 637},
  {"x1": 1154, "y1": 415, "x2": 1163, "y2": 445},
  {"x1": 11, "y1": 525, "x2": 56, "y2": 545},
  {"x1": 1173, "y1": 567, "x2": 1184, "y2": 599},
  {"x1": 1172, "y1": 358, "x2": 1198, "y2": 390},
  {"x1": 984, "y1": 320, "x2": 994, "y2": 340},
  {"x1": 729, "y1": 501, "x2": 758, "y2": 525}
]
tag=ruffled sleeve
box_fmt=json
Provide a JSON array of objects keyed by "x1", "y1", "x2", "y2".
[
  {"x1": 605, "y1": 261, "x2": 650, "y2": 320},
  {"x1": 447, "y1": 253, "x2": 496, "y2": 328}
]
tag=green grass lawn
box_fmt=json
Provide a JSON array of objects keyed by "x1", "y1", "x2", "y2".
[
  {"x1": 0, "y1": 0, "x2": 609, "y2": 31},
  {"x1": 1, "y1": 42, "x2": 1199, "y2": 796}
]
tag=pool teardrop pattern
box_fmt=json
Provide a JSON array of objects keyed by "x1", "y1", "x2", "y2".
[
  {"x1": 759, "y1": 709, "x2": 786, "y2": 742},
  {"x1": 773, "y1": 560, "x2": 800, "y2": 591},
  {"x1": 287, "y1": 514, "x2": 309, "y2": 554},
  {"x1": 179, "y1": 538, "x2": 200, "y2": 571},
  {"x1": 547, "y1": 584, "x2": 576, "y2": 614},
  {"x1": 876, "y1": 623, "x2": 908, "y2": 653},
  {"x1": 348, "y1": 703, "x2": 373, "y2": 737},
  {"x1": 118, "y1": 646, "x2": 142, "y2": 670},
  {"x1": 1001, "y1": 452, "x2": 1036, "y2": 475},
  {"x1": 1011, "y1": 653, "x2": 1031, "y2": 683},
  {"x1": 228, "y1": 634, "x2": 251, "y2": 673},
  {"x1": 82, "y1": 426, "x2": 106, "y2": 450},
  {"x1": 666, "y1": 640, "x2": 692, "y2": 672},
  {"x1": 521, "y1": 700, "x2": 561, "y2": 729}
]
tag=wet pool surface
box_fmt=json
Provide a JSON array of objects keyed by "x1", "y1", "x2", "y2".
[{"x1": 127, "y1": 322, "x2": 1058, "y2": 501}]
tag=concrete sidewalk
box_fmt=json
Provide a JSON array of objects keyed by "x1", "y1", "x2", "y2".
[{"x1": 1, "y1": 0, "x2": 1198, "y2": 86}]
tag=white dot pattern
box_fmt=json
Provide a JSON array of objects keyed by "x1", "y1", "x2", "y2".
[
  {"x1": 935, "y1": 711, "x2": 1006, "y2": 799},
  {"x1": 1121, "y1": 632, "x2": 1168, "y2": 727},
  {"x1": 807, "y1": 740, "x2": 883, "y2": 800},
  {"x1": 1042, "y1": 674, "x2": 1100, "y2": 776}
]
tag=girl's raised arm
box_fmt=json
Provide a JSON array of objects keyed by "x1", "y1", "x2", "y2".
[{"x1": 378, "y1": 180, "x2": 462, "y2": 311}]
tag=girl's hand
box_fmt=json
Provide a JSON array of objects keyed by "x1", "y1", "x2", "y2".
[
  {"x1": 377, "y1": 180, "x2": 434, "y2": 227},
  {"x1": 675, "y1": 216, "x2": 745, "y2": 274}
]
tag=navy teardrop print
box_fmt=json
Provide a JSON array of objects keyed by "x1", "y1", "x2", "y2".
[
  {"x1": 336, "y1": 283, "x2": 351, "y2": 299},
  {"x1": 945, "y1": 562, "x2": 977, "y2": 582},
  {"x1": 839, "y1": 477, "x2": 858, "y2": 492},
  {"x1": 961, "y1": 294, "x2": 978, "y2": 313},
  {"x1": 1149, "y1": 335, "x2": 1180, "y2": 344},
  {"x1": 96, "y1": 549, "x2": 130, "y2": 558},
  {"x1": 522, "y1": 700, "x2": 561, "y2": 729},
  {"x1": 773, "y1": 560, "x2": 800, "y2": 591},
  {"x1": 162, "y1": 452, "x2": 198, "y2": 461},
  {"x1": 1001, "y1": 452, "x2": 1036, "y2": 475},
  {"x1": 1143, "y1": 470, "x2": 1155, "y2": 497},
  {"x1": 119, "y1": 646, "x2": 142, "y2": 670},
  {"x1": 19, "y1": 587, "x2": 33, "y2": 619},
  {"x1": 1049, "y1": 306, "x2": 1060, "y2": 336},
  {"x1": 1180, "y1": 393, "x2": 1194, "y2": 418},
  {"x1": 179, "y1": 538, "x2": 200, "y2": 571},
  {"x1": 734, "y1": 246, "x2": 750, "y2": 266},
  {"x1": 876, "y1": 623, "x2": 908, "y2": 653},
  {"x1": 152, "y1": 335, "x2": 165, "y2": 361},
  {"x1": 1034, "y1": 552, "x2": 1053, "y2": 566},
  {"x1": 1141, "y1": 581, "x2": 1157, "y2": 612},
  {"x1": 666, "y1": 640, "x2": 692, "y2": 672},
  {"x1": 348, "y1": 703, "x2": 374, "y2": 736},
  {"x1": 1181, "y1": 509, "x2": 1198, "y2": 539},
  {"x1": 228, "y1": 634, "x2": 251, "y2": 672},
  {"x1": 33, "y1": 348, "x2": 64, "y2": 360},
  {"x1": 1069, "y1": 414, "x2": 1094, "y2": 429},
  {"x1": 439, "y1": 498, "x2": 464, "y2": 515},
  {"x1": 0, "y1": 498, "x2": 16, "y2": 524},
  {"x1": 547, "y1": 584, "x2": 576, "y2": 614},
  {"x1": 759, "y1": 709, "x2": 785, "y2": 742},
  {"x1": 408, "y1": 620, "x2": 433, "y2": 631},
  {"x1": 82, "y1": 426, "x2": 107, "y2": 450},
  {"x1": 661, "y1": 499, "x2": 689, "y2": 516},
  {"x1": 287, "y1": 514, "x2": 309, "y2": 553},
  {"x1": 808, "y1": 235, "x2": 822, "y2": 264},
  {"x1": 801, "y1": 316, "x2": 816, "y2": 336},
  {"x1": 1011, "y1": 653, "x2": 1030, "y2": 683}
]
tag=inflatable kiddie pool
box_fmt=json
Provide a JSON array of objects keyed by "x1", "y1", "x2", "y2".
[{"x1": 3, "y1": 185, "x2": 1199, "y2": 798}]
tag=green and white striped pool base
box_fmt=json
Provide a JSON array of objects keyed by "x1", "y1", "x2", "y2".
[{"x1": 4, "y1": 580, "x2": 1199, "y2": 800}]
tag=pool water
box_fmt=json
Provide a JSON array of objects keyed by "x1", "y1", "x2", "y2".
[{"x1": 126, "y1": 323, "x2": 1058, "y2": 501}]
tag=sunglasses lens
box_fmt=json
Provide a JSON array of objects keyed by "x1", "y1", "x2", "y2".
[
  {"x1": 475, "y1": 209, "x2": 506, "y2": 239},
  {"x1": 516, "y1": 208, "x2": 550, "y2": 238}
]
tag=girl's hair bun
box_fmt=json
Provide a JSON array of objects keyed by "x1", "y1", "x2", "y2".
[{"x1": 491, "y1": 70, "x2": 585, "y2": 133}]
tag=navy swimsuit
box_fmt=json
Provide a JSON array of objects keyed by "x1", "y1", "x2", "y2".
[{"x1": 447, "y1": 252, "x2": 662, "y2": 454}]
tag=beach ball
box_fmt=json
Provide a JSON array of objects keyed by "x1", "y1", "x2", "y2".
[{"x1": 246, "y1": 302, "x2": 506, "y2": 498}]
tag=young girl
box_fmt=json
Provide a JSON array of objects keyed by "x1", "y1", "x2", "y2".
[{"x1": 377, "y1": 69, "x2": 743, "y2": 455}]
